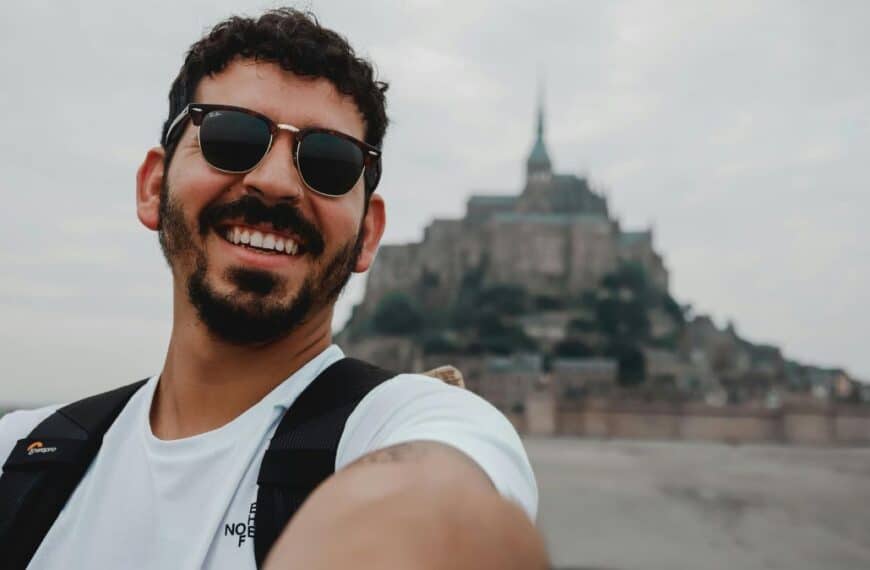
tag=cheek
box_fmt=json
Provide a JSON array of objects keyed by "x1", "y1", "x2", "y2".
[
  {"x1": 309, "y1": 194, "x2": 365, "y2": 244},
  {"x1": 332, "y1": 211, "x2": 364, "y2": 246},
  {"x1": 168, "y1": 162, "x2": 233, "y2": 212}
]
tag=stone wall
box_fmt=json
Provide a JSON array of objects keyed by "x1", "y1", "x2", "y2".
[
  {"x1": 618, "y1": 230, "x2": 669, "y2": 291},
  {"x1": 567, "y1": 218, "x2": 619, "y2": 293},
  {"x1": 363, "y1": 244, "x2": 422, "y2": 313},
  {"x1": 679, "y1": 411, "x2": 780, "y2": 443},
  {"x1": 356, "y1": 193, "x2": 664, "y2": 324},
  {"x1": 544, "y1": 397, "x2": 870, "y2": 445},
  {"x1": 486, "y1": 218, "x2": 568, "y2": 296},
  {"x1": 834, "y1": 412, "x2": 870, "y2": 444}
]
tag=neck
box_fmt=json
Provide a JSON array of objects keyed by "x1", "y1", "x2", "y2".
[{"x1": 151, "y1": 289, "x2": 334, "y2": 440}]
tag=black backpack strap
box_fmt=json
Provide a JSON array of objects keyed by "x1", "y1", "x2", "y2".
[
  {"x1": 254, "y1": 358, "x2": 395, "y2": 567},
  {"x1": 0, "y1": 379, "x2": 147, "y2": 569}
]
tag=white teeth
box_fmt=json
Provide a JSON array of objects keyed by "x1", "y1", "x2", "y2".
[{"x1": 223, "y1": 226, "x2": 300, "y2": 255}]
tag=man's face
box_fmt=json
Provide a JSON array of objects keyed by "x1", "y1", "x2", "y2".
[{"x1": 155, "y1": 60, "x2": 375, "y2": 345}]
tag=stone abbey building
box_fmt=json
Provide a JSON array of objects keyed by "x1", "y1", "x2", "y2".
[
  {"x1": 359, "y1": 99, "x2": 669, "y2": 321},
  {"x1": 340, "y1": 97, "x2": 866, "y2": 434}
]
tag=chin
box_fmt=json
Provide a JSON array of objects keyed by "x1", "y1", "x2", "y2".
[{"x1": 186, "y1": 261, "x2": 320, "y2": 346}]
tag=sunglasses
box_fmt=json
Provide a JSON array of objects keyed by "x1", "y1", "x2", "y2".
[{"x1": 163, "y1": 103, "x2": 382, "y2": 197}]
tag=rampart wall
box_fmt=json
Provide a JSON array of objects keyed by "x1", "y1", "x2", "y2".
[{"x1": 525, "y1": 398, "x2": 870, "y2": 445}]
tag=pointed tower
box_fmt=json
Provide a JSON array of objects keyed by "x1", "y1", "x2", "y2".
[{"x1": 526, "y1": 81, "x2": 552, "y2": 182}]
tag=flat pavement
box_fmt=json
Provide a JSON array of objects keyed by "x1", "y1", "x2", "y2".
[{"x1": 526, "y1": 437, "x2": 870, "y2": 570}]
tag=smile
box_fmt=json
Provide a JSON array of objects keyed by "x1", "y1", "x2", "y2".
[{"x1": 221, "y1": 225, "x2": 302, "y2": 256}]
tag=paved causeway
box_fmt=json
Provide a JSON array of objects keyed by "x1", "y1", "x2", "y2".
[{"x1": 526, "y1": 438, "x2": 870, "y2": 570}]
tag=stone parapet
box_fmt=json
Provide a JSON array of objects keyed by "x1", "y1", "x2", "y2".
[{"x1": 532, "y1": 399, "x2": 870, "y2": 445}]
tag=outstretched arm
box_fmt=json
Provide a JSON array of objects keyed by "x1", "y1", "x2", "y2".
[{"x1": 263, "y1": 441, "x2": 548, "y2": 569}]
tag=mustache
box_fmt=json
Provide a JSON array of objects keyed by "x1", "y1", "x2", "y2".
[{"x1": 198, "y1": 195, "x2": 325, "y2": 256}]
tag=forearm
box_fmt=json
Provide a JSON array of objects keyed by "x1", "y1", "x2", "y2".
[{"x1": 263, "y1": 456, "x2": 548, "y2": 569}]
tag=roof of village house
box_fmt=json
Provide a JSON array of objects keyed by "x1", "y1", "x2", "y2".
[{"x1": 552, "y1": 358, "x2": 618, "y2": 373}]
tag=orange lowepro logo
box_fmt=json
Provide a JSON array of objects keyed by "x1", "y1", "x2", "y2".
[{"x1": 26, "y1": 441, "x2": 57, "y2": 456}]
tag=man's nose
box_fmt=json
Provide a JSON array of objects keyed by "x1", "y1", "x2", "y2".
[{"x1": 239, "y1": 132, "x2": 305, "y2": 201}]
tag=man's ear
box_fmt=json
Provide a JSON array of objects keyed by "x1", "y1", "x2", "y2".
[
  {"x1": 136, "y1": 147, "x2": 165, "y2": 231},
  {"x1": 354, "y1": 192, "x2": 386, "y2": 273}
]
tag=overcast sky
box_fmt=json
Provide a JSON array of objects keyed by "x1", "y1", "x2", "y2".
[{"x1": 1, "y1": 1, "x2": 867, "y2": 404}]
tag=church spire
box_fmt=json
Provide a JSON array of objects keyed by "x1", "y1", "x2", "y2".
[
  {"x1": 536, "y1": 77, "x2": 545, "y2": 141},
  {"x1": 527, "y1": 76, "x2": 552, "y2": 181}
]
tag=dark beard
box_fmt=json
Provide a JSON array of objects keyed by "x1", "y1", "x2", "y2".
[{"x1": 158, "y1": 182, "x2": 364, "y2": 346}]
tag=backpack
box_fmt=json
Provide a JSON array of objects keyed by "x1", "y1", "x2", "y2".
[{"x1": 0, "y1": 357, "x2": 401, "y2": 569}]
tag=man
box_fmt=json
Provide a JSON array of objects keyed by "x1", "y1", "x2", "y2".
[{"x1": 0, "y1": 8, "x2": 545, "y2": 569}]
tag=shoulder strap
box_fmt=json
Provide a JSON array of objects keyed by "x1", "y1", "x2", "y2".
[
  {"x1": 254, "y1": 358, "x2": 394, "y2": 567},
  {"x1": 0, "y1": 379, "x2": 147, "y2": 569}
]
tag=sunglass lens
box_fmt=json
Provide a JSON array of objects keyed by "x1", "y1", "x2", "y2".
[
  {"x1": 298, "y1": 132, "x2": 365, "y2": 196},
  {"x1": 200, "y1": 110, "x2": 271, "y2": 172}
]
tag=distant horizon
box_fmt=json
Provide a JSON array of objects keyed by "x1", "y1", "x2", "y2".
[{"x1": 2, "y1": 1, "x2": 867, "y2": 403}]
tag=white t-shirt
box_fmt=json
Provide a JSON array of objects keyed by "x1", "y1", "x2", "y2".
[{"x1": 0, "y1": 345, "x2": 537, "y2": 569}]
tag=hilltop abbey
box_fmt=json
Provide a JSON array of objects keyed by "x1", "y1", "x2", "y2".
[
  {"x1": 361, "y1": 98, "x2": 668, "y2": 319},
  {"x1": 340, "y1": 95, "x2": 866, "y2": 440}
]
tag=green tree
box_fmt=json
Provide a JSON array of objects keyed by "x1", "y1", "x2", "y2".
[
  {"x1": 661, "y1": 293, "x2": 686, "y2": 325},
  {"x1": 450, "y1": 267, "x2": 486, "y2": 329},
  {"x1": 479, "y1": 284, "x2": 527, "y2": 315},
  {"x1": 372, "y1": 292, "x2": 424, "y2": 335},
  {"x1": 421, "y1": 332, "x2": 460, "y2": 354},
  {"x1": 601, "y1": 261, "x2": 647, "y2": 294},
  {"x1": 595, "y1": 297, "x2": 650, "y2": 342},
  {"x1": 554, "y1": 339, "x2": 594, "y2": 358},
  {"x1": 567, "y1": 317, "x2": 596, "y2": 333},
  {"x1": 476, "y1": 311, "x2": 537, "y2": 354},
  {"x1": 606, "y1": 343, "x2": 646, "y2": 387},
  {"x1": 534, "y1": 295, "x2": 563, "y2": 311}
]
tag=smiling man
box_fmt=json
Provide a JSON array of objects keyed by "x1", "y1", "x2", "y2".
[{"x1": 0, "y1": 8, "x2": 544, "y2": 569}]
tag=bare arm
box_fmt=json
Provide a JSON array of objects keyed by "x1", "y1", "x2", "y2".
[{"x1": 263, "y1": 441, "x2": 548, "y2": 570}]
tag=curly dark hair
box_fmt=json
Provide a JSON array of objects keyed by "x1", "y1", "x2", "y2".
[{"x1": 161, "y1": 8, "x2": 388, "y2": 191}]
